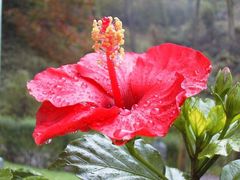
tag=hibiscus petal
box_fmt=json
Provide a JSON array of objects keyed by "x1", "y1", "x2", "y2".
[
  {"x1": 78, "y1": 52, "x2": 141, "y2": 107},
  {"x1": 130, "y1": 43, "x2": 211, "y2": 100},
  {"x1": 27, "y1": 63, "x2": 113, "y2": 107},
  {"x1": 33, "y1": 101, "x2": 119, "y2": 145},
  {"x1": 91, "y1": 73, "x2": 186, "y2": 142}
]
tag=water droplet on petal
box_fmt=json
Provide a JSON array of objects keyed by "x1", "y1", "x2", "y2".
[
  {"x1": 90, "y1": 106, "x2": 96, "y2": 110},
  {"x1": 55, "y1": 96, "x2": 61, "y2": 100},
  {"x1": 145, "y1": 100, "x2": 150, "y2": 105},
  {"x1": 151, "y1": 107, "x2": 160, "y2": 115},
  {"x1": 113, "y1": 129, "x2": 131, "y2": 140},
  {"x1": 81, "y1": 102, "x2": 88, "y2": 106},
  {"x1": 194, "y1": 70, "x2": 200, "y2": 75},
  {"x1": 45, "y1": 139, "x2": 52, "y2": 144},
  {"x1": 64, "y1": 101, "x2": 70, "y2": 106},
  {"x1": 106, "y1": 103, "x2": 113, "y2": 108},
  {"x1": 148, "y1": 120, "x2": 154, "y2": 126},
  {"x1": 71, "y1": 130, "x2": 78, "y2": 134},
  {"x1": 121, "y1": 109, "x2": 131, "y2": 116},
  {"x1": 81, "y1": 82, "x2": 88, "y2": 88},
  {"x1": 35, "y1": 132, "x2": 41, "y2": 137},
  {"x1": 134, "y1": 121, "x2": 140, "y2": 128},
  {"x1": 61, "y1": 77, "x2": 66, "y2": 82},
  {"x1": 132, "y1": 104, "x2": 138, "y2": 110}
]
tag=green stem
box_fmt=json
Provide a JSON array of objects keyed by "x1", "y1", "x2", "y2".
[
  {"x1": 196, "y1": 156, "x2": 219, "y2": 178},
  {"x1": 183, "y1": 134, "x2": 194, "y2": 160},
  {"x1": 191, "y1": 157, "x2": 200, "y2": 180},
  {"x1": 190, "y1": 136, "x2": 203, "y2": 180}
]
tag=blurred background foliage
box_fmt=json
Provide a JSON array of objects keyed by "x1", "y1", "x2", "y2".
[{"x1": 1, "y1": 0, "x2": 240, "y2": 175}]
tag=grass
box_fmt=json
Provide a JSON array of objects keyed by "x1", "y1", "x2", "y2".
[{"x1": 4, "y1": 161, "x2": 78, "y2": 180}]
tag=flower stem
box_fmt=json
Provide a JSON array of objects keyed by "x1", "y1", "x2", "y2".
[
  {"x1": 190, "y1": 138, "x2": 202, "y2": 180},
  {"x1": 106, "y1": 53, "x2": 124, "y2": 107}
]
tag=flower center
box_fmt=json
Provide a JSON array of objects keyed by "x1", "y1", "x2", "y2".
[{"x1": 91, "y1": 16, "x2": 125, "y2": 108}]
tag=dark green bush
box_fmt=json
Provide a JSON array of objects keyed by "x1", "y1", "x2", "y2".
[
  {"x1": 0, "y1": 117, "x2": 81, "y2": 168},
  {"x1": 0, "y1": 70, "x2": 39, "y2": 118}
]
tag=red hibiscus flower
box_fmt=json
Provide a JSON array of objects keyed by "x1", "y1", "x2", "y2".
[{"x1": 27, "y1": 17, "x2": 211, "y2": 145}]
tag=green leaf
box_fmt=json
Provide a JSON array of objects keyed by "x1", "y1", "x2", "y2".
[
  {"x1": 213, "y1": 67, "x2": 233, "y2": 100},
  {"x1": 165, "y1": 167, "x2": 186, "y2": 180},
  {"x1": 225, "y1": 120, "x2": 240, "y2": 138},
  {"x1": 198, "y1": 133, "x2": 240, "y2": 159},
  {"x1": 226, "y1": 83, "x2": 240, "y2": 119},
  {"x1": 12, "y1": 168, "x2": 44, "y2": 179},
  {"x1": 127, "y1": 139, "x2": 166, "y2": 177},
  {"x1": 0, "y1": 168, "x2": 13, "y2": 180},
  {"x1": 176, "y1": 97, "x2": 226, "y2": 137},
  {"x1": 206, "y1": 105, "x2": 226, "y2": 135},
  {"x1": 231, "y1": 114, "x2": 240, "y2": 124},
  {"x1": 52, "y1": 134, "x2": 167, "y2": 180},
  {"x1": 0, "y1": 168, "x2": 47, "y2": 180},
  {"x1": 188, "y1": 108, "x2": 207, "y2": 137},
  {"x1": 220, "y1": 159, "x2": 240, "y2": 180}
]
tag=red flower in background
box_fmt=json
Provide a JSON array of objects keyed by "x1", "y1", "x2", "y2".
[{"x1": 27, "y1": 17, "x2": 211, "y2": 145}]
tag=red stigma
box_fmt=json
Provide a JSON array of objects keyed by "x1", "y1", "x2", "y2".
[{"x1": 101, "y1": 17, "x2": 111, "y2": 32}]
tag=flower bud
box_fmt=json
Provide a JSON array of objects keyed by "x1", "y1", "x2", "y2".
[
  {"x1": 214, "y1": 67, "x2": 233, "y2": 99},
  {"x1": 226, "y1": 83, "x2": 240, "y2": 119}
]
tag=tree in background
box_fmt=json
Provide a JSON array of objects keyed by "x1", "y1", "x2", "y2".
[
  {"x1": 2, "y1": 0, "x2": 94, "y2": 118},
  {"x1": 4, "y1": 0, "x2": 94, "y2": 64},
  {"x1": 192, "y1": 0, "x2": 201, "y2": 47},
  {"x1": 124, "y1": 0, "x2": 136, "y2": 51},
  {"x1": 0, "y1": 70, "x2": 39, "y2": 118},
  {"x1": 225, "y1": 0, "x2": 235, "y2": 41}
]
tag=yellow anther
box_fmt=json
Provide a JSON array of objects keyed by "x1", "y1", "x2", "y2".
[
  {"x1": 119, "y1": 47, "x2": 124, "y2": 58},
  {"x1": 97, "y1": 20, "x2": 102, "y2": 26},
  {"x1": 114, "y1": 17, "x2": 122, "y2": 31},
  {"x1": 91, "y1": 16, "x2": 125, "y2": 62}
]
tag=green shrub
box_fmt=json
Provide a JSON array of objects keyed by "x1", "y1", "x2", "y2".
[
  {"x1": 0, "y1": 70, "x2": 39, "y2": 118},
  {"x1": 0, "y1": 117, "x2": 81, "y2": 168}
]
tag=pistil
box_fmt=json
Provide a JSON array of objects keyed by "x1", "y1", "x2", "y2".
[
  {"x1": 106, "y1": 51, "x2": 124, "y2": 107},
  {"x1": 91, "y1": 17, "x2": 125, "y2": 108}
]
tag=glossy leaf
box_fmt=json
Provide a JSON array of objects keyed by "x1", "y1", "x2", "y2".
[
  {"x1": 127, "y1": 139, "x2": 166, "y2": 177},
  {"x1": 165, "y1": 167, "x2": 186, "y2": 180},
  {"x1": 198, "y1": 133, "x2": 240, "y2": 159},
  {"x1": 52, "y1": 134, "x2": 167, "y2": 180},
  {"x1": 220, "y1": 159, "x2": 240, "y2": 180},
  {"x1": 225, "y1": 120, "x2": 240, "y2": 138},
  {"x1": 206, "y1": 105, "x2": 226, "y2": 135}
]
